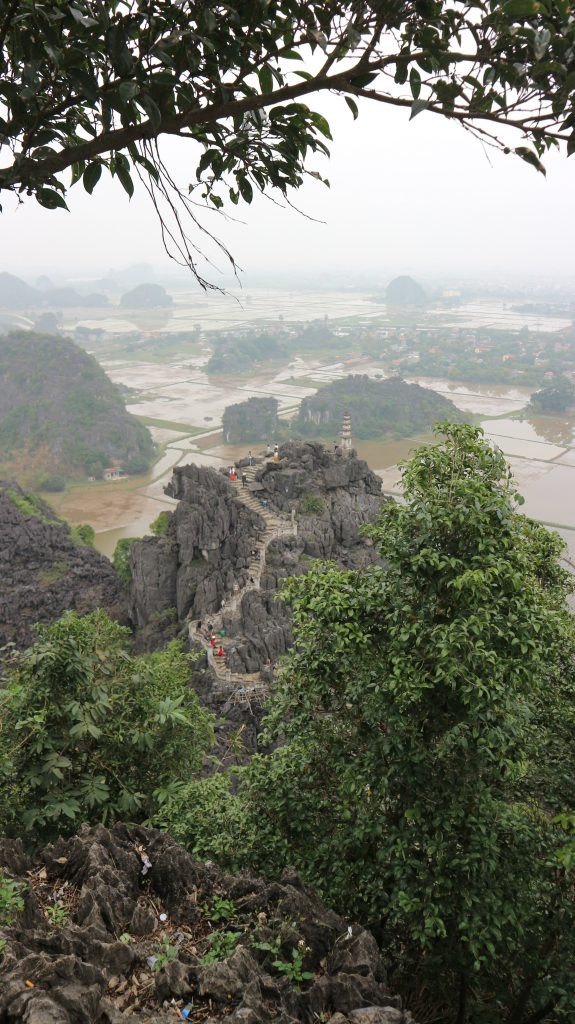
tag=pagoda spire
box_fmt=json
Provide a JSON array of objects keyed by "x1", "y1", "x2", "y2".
[{"x1": 340, "y1": 411, "x2": 352, "y2": 457}]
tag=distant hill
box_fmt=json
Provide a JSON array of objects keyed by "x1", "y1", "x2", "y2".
[
  {"x1": 223, "y1": 396, "x2": 278, "y2": 442},
  {"x1": 0, "y1": 272, "x2": 108, "y2": 309},
  {"x1": 208, "y1": 332, "x2": 289, "y2": 374},
  {"x1": 119, "y1": 283, "x2": 173, "y2": 308},
  {"x1": 0, "y1": 331, "x2": 154, "y2": 484},
  {"x1": 385, "y1": 275, "x2": 427, "y2": 306},
  {"x1": 0, "y1": 272, "x2": 39, "y2": 308},
  {"x1": 294, "y1": 375, "x2": 464, "y2": 440}
]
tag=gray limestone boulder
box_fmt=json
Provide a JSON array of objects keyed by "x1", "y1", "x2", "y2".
[{"x1": 0, "y1": 824, "x2": 417, "y2": 1024}]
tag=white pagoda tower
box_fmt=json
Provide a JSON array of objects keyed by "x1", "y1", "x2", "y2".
[{"x1": 340, "y1": 411, "x2": 352, "y2": 457}]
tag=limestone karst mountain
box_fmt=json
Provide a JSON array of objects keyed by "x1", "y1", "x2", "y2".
[
  {"x1": 128, "y1": 442, "x2": 387, "y2": 676},
  {"x1": 295, "y1": 375, "x2": 463, "y2": 440},
  {"x1": 385, "y1": 275, "x2": 427, "y2": 306},
  {"x1": 0, "y1": 331, "x2": 154, "y2": 484}
]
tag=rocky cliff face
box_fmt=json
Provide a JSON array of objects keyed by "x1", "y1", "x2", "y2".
[
  {"x1": 0, "y1": 481, "x2": 125, "y2": 657},
  {"x1": 129, "y1": 465, "x2": 265, "y2": 632},
  {"x1": 219, "y1": 443, "x2": 386, "y2": 675},
  {"x1": 129, "y1": 445, "x2": 386, "y2": 676},
  {"x1": 0, "y1": 823, "x2": 416, "y2": 1024}
]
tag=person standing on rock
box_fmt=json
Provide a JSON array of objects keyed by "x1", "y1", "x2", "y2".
[
  {"x1": 241, "y1": 472, "x2": 247, "y2": 488},
  {"x1": 217, "y1": 645, "x2": 224, "y2": 658},
  {"x1": 248, "y1": 450, "x2": 253, "y2": 465},
  {"x1": 210, "y1": 635, "x2": 216, "y2": 648}
]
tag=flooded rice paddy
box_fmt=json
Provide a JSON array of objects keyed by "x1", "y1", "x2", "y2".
[
  {"x1": 64, "y1": 288, "x2": 573, "y2": 336},
  {"x1": 51, "y1": 289, "x2": 575, "y2": 567}
]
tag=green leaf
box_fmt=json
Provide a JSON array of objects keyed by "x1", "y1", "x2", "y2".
[
  {"x1": 258, "y1": 66, "x2": 274, "y2": 94},
  {"x1": 70, "y1": 161, "x2": 86, "y2": 185},
  {"x1": 83, "y1": 162, "x2": 102, "y2": 194},
  {"x1": 410, "y1": 68, "x2": 422, "y2": 100},
  {"x1": 116, "y1": 162, "x2": 134, "y2": 198},
  {"x1": 410, "y1": 98, "x2": 429, "y2": 120},
  {"x1": 350, "y1": 72, "x2": 378, "y2": 89},
  {"x1": 503, "y1": 0, "x2": 540, "y2": 16},
  {"x1": 36, "y1": 188, "x2": 68, "y2": 210},
  {"x1": 344, "y1": 96, "x2": 359, "y2": 120},
  {"x1": 514, "y1": 146, "x2": 546, "y2": 174},
  {"x1": 310, "y1": 113, "x2": 332, "y2": 139},
  {"x1": 238, "y1": 177, "x2": 253, "y2": 203},
  {"x1": 138, "y1": 95, "x2": 162, "y2": 131},
  {"x1": 119, "y1": 80, "x2": 140, "y2": 104}
]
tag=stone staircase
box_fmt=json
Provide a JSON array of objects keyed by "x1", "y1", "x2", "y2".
[{"x1": 188, "y1": 459, "x2": 296, "y2": 698}]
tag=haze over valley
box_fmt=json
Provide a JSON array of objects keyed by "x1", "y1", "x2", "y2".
[{"x1": 1, "y1": 267, "x2": 573, "y2": 562}]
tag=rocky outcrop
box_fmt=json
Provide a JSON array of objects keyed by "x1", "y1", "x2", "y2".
[
  {"x1": 130, "y1": 446, "x2": 387, "y2": 678},
  {"x1": 129, "y1": 465, "x2": 265, "y2": 629},
  {"x1": 0, "y1": 481, "x2": 125, "y2": 659},
  {"x1": 218, "y1": 443, "x2": 386, "y2": 675},
  {"x1": 255, "y1": 441, "x2": 383, "y2": 560},
  {"x1": 0, "y1": 824, "x2": 416, "y2": 1024}
]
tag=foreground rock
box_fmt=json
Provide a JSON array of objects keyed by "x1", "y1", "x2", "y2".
[
  {"x1": 0, "y1": 481, "x2": 125, "y2": 659},
  {"x1": 0, "y1": 824, "x2": 415, "y2": 1024}
]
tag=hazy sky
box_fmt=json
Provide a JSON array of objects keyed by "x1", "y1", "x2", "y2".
[{"x1": 2, "y1": 92, "x2": 574, "y2": 287}]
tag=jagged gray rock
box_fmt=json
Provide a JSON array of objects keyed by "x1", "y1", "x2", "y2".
[
  {"x1": 0, "y1": 824, "x2": 417, "y2": 1024},
  {"x1": 220, "y1": 443, "x2": 386, "y2": 674},
  {"x1": 129, "y1": 445, "x2": 387, "y2": 676},
  {"x1": 129, "y1": 464, "x2": 265, "y2": 631},
  {"x1": 0, "y1": 481, "x2": 125, "y2": 659}
]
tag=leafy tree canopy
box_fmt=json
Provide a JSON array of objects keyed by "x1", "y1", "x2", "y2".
[
  {"x1": 112, "y1": 535, "x2": 137, "y2": 581},
  {"x1": 2, "y1": 1, "x2": 575, "y2": 283},
  {"x1": 166, "y1": 423, "x2": 575, "y2": 1023},
  {"x1": 529, "y1": 375, "x2": 575, "y2": 413},
  {"x1": 0, "y1": 610, "x2": 214, "y2": 843}
]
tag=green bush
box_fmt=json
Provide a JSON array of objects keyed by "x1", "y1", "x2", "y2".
[
  {"x1": 7, "y1": 489, "x2": 51, "y2": 523},
  {"x1": 70, "y1": 523, "x2": 95, "y2": 546},
  {"x1": 40, "y1": 475, "x2": 66, "y2": 493},
  {"x1": 150, "y1": 511, "x2": 171, "y2": 536},
  {"x1": 299, "y1": 494, "x2": 325, "y2": 516},
  {"x1": 112, "y1": 537, "x2": 137, "y2": 582},
  {"x1": 0, "y1": 870, "x2": 26, "y2": 926},
  {"x1": 0, "y1": 611, "x2": 214, "y2": 843}
]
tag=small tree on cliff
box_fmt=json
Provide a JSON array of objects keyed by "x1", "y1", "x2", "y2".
[
  {"x1": 3, "y1": 3, "x2": 575, "y2": 282},
  {"x1": 0, "y1": 610, "x2": 214, "y2": 843},
  {"x1": 233, "y1": 423, "x2": 575, "y2": 1023}
]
